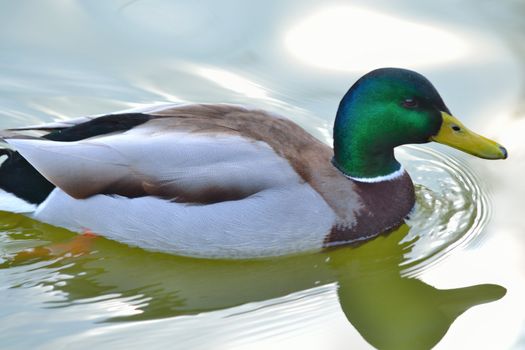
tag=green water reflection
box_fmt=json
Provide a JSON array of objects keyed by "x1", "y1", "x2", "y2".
[{"x1": 1, "y1": 213, "x2": 505, "y2": 349}]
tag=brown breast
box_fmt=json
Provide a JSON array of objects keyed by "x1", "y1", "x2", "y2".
[{"x1": 324, "y1": 172, "x2": 415, "y2": 246}]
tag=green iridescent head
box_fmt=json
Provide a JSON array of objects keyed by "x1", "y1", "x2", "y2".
[{"x1": 333, "y1": 68, "x2": 507, "y2": 180}]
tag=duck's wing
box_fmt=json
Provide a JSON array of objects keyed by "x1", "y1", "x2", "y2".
[{"x1": 5, "y1": 104, "x2": 306, "y2": 204}]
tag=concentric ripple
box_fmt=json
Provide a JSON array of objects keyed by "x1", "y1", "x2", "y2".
[{"x1": 397, "y1": 145, "x2": 490, "y2": 277}]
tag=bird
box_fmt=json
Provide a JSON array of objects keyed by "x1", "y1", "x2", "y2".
[{"x1": 0, "y1": 68, "x2": 507, "y2": 259}]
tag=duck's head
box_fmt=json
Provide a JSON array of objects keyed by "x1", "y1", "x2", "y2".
[{"x1": 333, "y1": 68, "x2": 507, "y2": 181}]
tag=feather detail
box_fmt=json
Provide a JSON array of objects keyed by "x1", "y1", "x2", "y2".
[{"x1": 7, "y1": 132, "x2": 304, "y2": 203}]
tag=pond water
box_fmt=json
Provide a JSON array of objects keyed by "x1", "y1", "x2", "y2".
[{"x1": 1, "y1": 1, "x2": 524, "y2": 349}]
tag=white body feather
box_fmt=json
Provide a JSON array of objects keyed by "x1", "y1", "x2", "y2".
[
  {"x1": 34, "y1": 184, "x2": 334, "y2": 258},
  {"x1": 0, "y1": 189, "x2": 37, "y2": 213}
]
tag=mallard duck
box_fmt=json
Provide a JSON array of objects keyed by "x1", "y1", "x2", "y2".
[{"x1": 0, "y1": 68, "x2": 507, "y2": 258}]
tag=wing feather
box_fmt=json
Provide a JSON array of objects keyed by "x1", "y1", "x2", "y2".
[{"x1": 7, "y1": 130, "x2": 301, "y2": 203}]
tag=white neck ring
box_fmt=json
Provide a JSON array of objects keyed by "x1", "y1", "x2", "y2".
[{"x1": 342, "y1": 166, "x2": 406, "y2": 183}]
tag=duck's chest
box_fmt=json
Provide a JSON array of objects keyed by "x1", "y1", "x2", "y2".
[{"x1": 316, "y1": 172, "x2": 415, "y2": 246}]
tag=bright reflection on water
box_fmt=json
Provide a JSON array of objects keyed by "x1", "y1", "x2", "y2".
[
  {"x1": 285, "y1": 6, "x2": 470, "y2": 71},
  {"x1": 1, "y1": 0, "x2": 525, "y2": 349}
]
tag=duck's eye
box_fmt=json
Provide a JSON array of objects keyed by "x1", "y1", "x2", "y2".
[
  {"x1": 452, "y1": 125, "x2": 461, "y2": 131},
  {"x1": 402, "y1": 98, "x2": 418, "y2": 108}
]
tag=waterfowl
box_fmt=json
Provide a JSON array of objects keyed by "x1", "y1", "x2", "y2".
[{"x1": 0, "y1": 68, "x2": 507, "y2": 258}]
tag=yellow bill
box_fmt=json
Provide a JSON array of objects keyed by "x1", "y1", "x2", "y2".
[{"x1": 430, "y1": 112, "x2": 507, "y2": 159}]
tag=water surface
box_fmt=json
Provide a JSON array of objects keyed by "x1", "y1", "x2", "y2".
[{"x1": 1, "y1": 1, "x2": 524, "y2": 349}]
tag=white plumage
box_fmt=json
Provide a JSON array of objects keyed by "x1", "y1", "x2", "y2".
[{"x1": 35, "y1": 184, "x2": 334, "y2": 258}]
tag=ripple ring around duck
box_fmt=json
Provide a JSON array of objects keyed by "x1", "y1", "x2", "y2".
[{"x1": 399, "y1": 145, "x2": 490, "y2": 277}]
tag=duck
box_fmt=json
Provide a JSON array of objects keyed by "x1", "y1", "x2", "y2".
[{"x1": 0, "y1": 68, "x2": 507, "y2": 259}]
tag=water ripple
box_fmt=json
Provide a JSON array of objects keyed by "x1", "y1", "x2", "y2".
[{"x1": 398, "y1": 145, "x2": 490, "y2": 277}]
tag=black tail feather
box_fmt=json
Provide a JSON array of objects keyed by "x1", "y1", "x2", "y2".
[{"x1": 0, "y1": 148, "x2": 55, "y2": 204}]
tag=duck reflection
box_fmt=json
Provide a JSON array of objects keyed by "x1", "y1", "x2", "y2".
[
  {"x1": 331, "y1": 225, "x2": 505, "y2": 349},
  {"x1": 1, "y1": 214, "x2": 505, "y2": 349}
]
